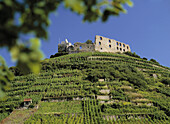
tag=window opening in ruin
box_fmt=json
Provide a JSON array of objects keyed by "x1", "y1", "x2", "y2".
[
  {"x1": 123, "y1": 49, "x2": 125, "y2": 52},
  {"x1": 117, "y1": 47, "x2": 119, "y2": 50},
  {"x1": 109, "y1": 45, "x2": 111, "y2": 48},
  {"x1": 127, "y1": 46, "x2": 129, "y2": 49},
  {"x1": 101, "y1": 48, "x2": 102, "y2": 50},
  {"x1": 109, "y1": 40, "x2": 111, "y2": 43},
  {"x1": 120, "y1": 48, "x2": 122, "y2": 51},
  {"x1": 99, "y1": 42, "x2": 101, "y2": 45},
  {"x1": 123, "y1": 44, "x2": 125, "y2": 47},
  {"x1": 119, "y1": 43, "x2": 121, "y2": 46},
  {"x1": 80, "y1": 46, "x2": 82, "y2": 49},
  {"x1": 116, "y1": 42, "x2": 118, "y2": 45},
  {"x1": 100, "y1": 37, "x2": 102, "y2": 40}
]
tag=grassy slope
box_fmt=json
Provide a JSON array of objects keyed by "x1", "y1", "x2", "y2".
[
  {"x1": 0, "y1": 108, "x2": 37, "y2": 124},
  {"x1": 0, "y1": 52, "x2": 170, "y2": 123}
]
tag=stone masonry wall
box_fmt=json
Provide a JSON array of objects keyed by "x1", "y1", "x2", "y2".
[
  {"x1": 94, "y1": 35, "x2": 131, "y2": 53},
  {"x1": 58, "y1": 35, "x2": 131, "y2": 54},
  {"x1": 73, "y1": 42, "x2": 95, "y2": 52}
]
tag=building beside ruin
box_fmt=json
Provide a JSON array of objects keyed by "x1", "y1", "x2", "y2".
[{"x1": 58, "y1": 35, "x2": 131, "y2": 54}]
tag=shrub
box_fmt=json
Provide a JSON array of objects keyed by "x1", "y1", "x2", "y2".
[
  {"x1": 143, "y1": 57, "x2": 148, "y2": 60},
  {"x1": 150, "y1": 59, "x2": 159, "y2": 65},
  {"x1": 9, "y1": 66, "x2": 23, "y2": 76},
  {"x1": 124, "y1": 52, "x2": 140, "y2": 58},
  {"x1": 160, "y1": 78, "x2": 170, "y2": 85},
  {"x1": 50, "y1": 52, "x2": 68, "y2": 58},
  {"x1": 28, "y1": 103, "x2": 34, "y2": 108},
  {"x1": 85, "y1": 40, "x2": 93, "y2": 44}
]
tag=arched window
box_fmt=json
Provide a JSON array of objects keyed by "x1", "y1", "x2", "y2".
[
  {"x1": 99, "y1": 42, "x2": 101, "y2": 45},
  {"x1": 109, "y1": 40, "x2": 111, "y2": 43},
  {"x1": 116, "y1": 42, "x2": 119, "y2": 45},
  {"x1": 109, "y1": 45, "x2": 111, "y2": 48},
  {"x1": 100, "y1": 37, "x2": 102, "y2": 40},
  {"x1": 123, "y1": 44, "x2": 125, "y2": 47},
  {"x1": 117, "y1": 47, "x2": 119, "y2": 50},
  {"x1": 127, "y1": 46, "x2": 129, "y2": 49},
  {"x1": 119, "y1": 43, "x2": 121, "y2": 46},
  {"x1": 120, "y1": 48, "x2": 122, "y2": 51}
]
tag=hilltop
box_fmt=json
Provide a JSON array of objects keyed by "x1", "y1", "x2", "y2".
[{"x1": 0, "y1": 52, "x2": 170, "y2": 124}]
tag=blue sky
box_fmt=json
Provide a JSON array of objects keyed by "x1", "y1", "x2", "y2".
[{"x1": 0, "y1": 0, "x2": 170, "y2": 67}]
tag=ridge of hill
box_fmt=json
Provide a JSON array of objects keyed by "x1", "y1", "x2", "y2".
[{"x1": 0, "y1": 52, "x2": 170, "y2": 123}]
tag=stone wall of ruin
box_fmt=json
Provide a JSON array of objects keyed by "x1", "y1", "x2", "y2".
[
  {"x1": 58, "y1": 35, "x2": 131, "y2": 54},
  {"x1": 73, "y1": 42, "x2": 95, "y2": 52},
  {"x1": 94, "y1": 35, "x2": 131, "y2": 53}
]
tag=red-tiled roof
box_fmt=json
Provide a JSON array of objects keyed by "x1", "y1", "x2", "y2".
[{"x1": 24, "y1": 98, "x2": 32, "y2": 102}]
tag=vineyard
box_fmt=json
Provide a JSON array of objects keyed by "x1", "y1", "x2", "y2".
[
  {"x1": 0, "y1": 52, "x2": 170, "y2": 123},
  {"x1": 24, "y1": 99, "x2": 170, "y2": 124}
]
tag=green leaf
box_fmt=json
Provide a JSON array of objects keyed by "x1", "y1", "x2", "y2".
[
  {"x1": 126, "y1": 0, "x2": 134, "y2": 7},
  {"x1": 28, "y1": 62, "x2": 41, "y2": 74},
  {"x1": 34, "y1": 8, "x2": 44, "y2": 15},
  {"x1": 10, "y1": 46, "x2": 20, "y2": 62},
  {"x1": 37, "y1": 1, "x2": 46, "y2": 7},
  {"x1": 4, "y1": 0, "x2": 13, "y2": 6},
  {"x1": 30, "y1": 38, "x2": 41, "y2": 50},
  {"x1": 0, "y1": 56, "x2": 14, "y2": 98},
  {"x1": 19, "y1": 53, "x2": 29, "y2": 62},
  {"x1": 64, "y1": 0, "x2": 85, "y2": 14}
]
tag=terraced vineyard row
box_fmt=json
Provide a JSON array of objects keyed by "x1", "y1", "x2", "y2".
[
  {"x1": 0, "y1": 52, "x2": 170, "y2": 123},
  {"x1": 24, "y1": 99, "x2": 170, "y2": 124}
]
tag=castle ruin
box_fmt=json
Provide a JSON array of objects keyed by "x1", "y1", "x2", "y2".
[{"x1": 58, "y1": 35, "x2": 131, "y2": 54}]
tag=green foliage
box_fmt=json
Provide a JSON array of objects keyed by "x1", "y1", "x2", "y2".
[
  {"x1": 0, "y1": 52, "x2": 170, "y2": 123},
  {"x1": 150, "y1": 58, "x2": 160, "y2": 65},
  {"x1": 124, "y1": 51, "x2": 141, "y2": 58},
  {"x1": 85, "y1": 40, "x2": 93, "y2": 44},
  {"x1": 36, "y1": 101, "x2": 82, "y2": 114},
  {"x1": 50, "y1": 52, "x2": 69, "y2": 58},
  {"x1": 0, "y1": 0, "x2": 133, "y2": 74},
  {"x1": 25, "y1": 114, "x2": 84, "y2": 124},
  {"x1": 64, "y1": 0, "x2": 133, "y2": 22},
  {"x1": 0, "y1": 0, "x2": 60, "y2": 45},
  {"x1": 9, "y1": 66, "x2": 23, "y2": 76},
  {"x1": 10, "y1": 38, "x2": 43, "y2": 74},
  {"x1": 83, "y1": 99, "x2": 105, "y2": 124},
  {"x1": 0, "y1": 0, "x2": 60, "y2": 83},
  {"x1": 160, "y1": 77, "x2": 170, "y2": 85},
  {"x1": 28, "y1": 103, "x2": 34, "y2": 108},
  {"x1": 0, "y1": 0, "x2": 134, "y2": 96},
  {"x1": 0, "y1": 112, "x2": 10, "y2": 122},
  {"x1": 0, "y1": 57, "x2": 14, "y2": 98},
  {"x1": 143, "y1": 57, "x2": 148, "y2": 61},
  {"x1": 86, "y1": 69, "x2": 108, "y2": 82}
]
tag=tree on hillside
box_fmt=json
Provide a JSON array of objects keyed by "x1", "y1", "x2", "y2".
[
  {"x1": 85, "y1": 40, "x2": 93, "y2": 44},
  {"x1": 150, "y1": 58, "x2": 160, "y2": 65},
  {"x1": 0, "y1": 0, "x2": 133, "y2": 97}
]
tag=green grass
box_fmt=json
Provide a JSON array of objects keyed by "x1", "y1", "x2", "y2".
[
  {"x1": 1, "y1": 109, "x2": 36, "y2": 124},
  {"x1": 36, "y1": 101, "x2": 83, "y2": 114}
]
